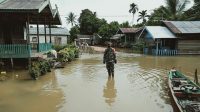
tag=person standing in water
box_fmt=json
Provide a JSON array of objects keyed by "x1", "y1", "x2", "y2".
[{"x1": 103, "y1": 42, "x2": 117, "y2": 78}]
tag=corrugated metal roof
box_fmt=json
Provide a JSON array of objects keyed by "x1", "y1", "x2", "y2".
[
  {"x1": 119, "y1": 28, "x2": 142, "y2": 34},
  {"x1": 164, "y1": 21, "x2": 200, "y2": 34},
  {"x1": 77, "y1": 35, "x2": 92, "y2": 39},
  {"x1": 145, "y1": 26, "x2": 177, "y2": 39},
  {"x1": 29, "y1": 27, "x2": 70, "y2": 36},
  {"x1": 0, "y1": 0, "x2": 46, "y2": 10},
  {"x1": 110, "y1": 34, "x2": 125, "y2": 40},
  {"x1": 0, "y1": 0, "x2": 62, "y2": 25}
]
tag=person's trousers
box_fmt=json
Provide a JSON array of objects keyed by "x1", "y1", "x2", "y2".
[{"x1": 106, "y1": 62, "x2": 114, "y2": 76}]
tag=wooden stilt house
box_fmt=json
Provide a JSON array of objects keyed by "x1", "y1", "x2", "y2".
[
  {"x1": 164, "y1": 21, "x2": 200, "y2": 54},
  {"x1": 144, "y1": 26, "x2": 178, "y2": 56},
  {"x1": 0, "y1": 0, "x2": 61, "y2": 67}
]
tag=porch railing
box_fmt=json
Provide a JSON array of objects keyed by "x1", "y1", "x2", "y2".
[
  {"x1": 152, "y1": 49, "x2": 178, "y2": 56},
  {"x1": 0, "y1": 44, "x2": 31, "y2": 58},
  {"x1": 38, "y1": 43, "x2": 52, "y2": 52}
]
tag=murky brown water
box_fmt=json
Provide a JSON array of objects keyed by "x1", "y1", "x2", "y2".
[{"x1": 0, "y1": 52, "x2": 200, "y2": 112}]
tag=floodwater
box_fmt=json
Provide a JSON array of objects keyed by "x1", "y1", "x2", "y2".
[{"x1": 0, "y1": 52, "x2": 200, "y2": 112}]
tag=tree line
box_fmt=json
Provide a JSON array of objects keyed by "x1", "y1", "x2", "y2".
[{"x1": 66, "y1": 0, "x2": 200, "y2": 43}]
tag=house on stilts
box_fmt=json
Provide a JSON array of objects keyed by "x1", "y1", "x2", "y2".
[
  {"x1": 143, "y1": 26, "x2": 178, "y2": 56},
  {"x1": 142, "y1": 21, "x2": 200, "y2": 56},
  {"x1": 163, "y1": 21, "x2": 200, "y2": 55},
  {"x1": 0, "y1": 0, "x2": 62, "y2": 67}
]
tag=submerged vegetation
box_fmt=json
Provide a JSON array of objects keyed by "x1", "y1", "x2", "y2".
[
  {"x1": 29, "y1": 59, "x2": 52, "y2": 80},
  {"x1": 29, "y1": 44, "x2": 79, "y2": 80},
  {"x1": 57, "y1": 45, "x2": 79, "y2": 62}
]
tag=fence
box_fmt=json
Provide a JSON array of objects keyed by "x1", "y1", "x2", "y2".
[
  {"x1": 152, "y1": 49, "x2": 178, "y2": 56},
  {"x1": 0, "y1": 44, "x2": 31, "y2": 58},
  {"x1": 38, "y1": 43, "x2": 52, "y2": 52}
]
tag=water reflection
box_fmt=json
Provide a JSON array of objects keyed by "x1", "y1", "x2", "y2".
[
  {"x1": 103, "y1": 77, "x2": 117, "y2": 106},
  {"x1": 0, "y1": 72, "x2": 65, "y2": 112}
]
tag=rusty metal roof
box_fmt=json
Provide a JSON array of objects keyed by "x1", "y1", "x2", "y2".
[
  {"x1": 119, "y1": 28, "x2": 142, "y2": 34},
  {"x1": 164, "y1": 21, "x2": 200, "y2": 34}
]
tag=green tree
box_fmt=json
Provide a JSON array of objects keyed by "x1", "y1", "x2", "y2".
[
  {"x1": 120, "y1": 21, "x2": 131, "y2": 28},
  {"x1": 109, "y1": 21, "x2": 119, "y2": 35},
  {"x1": 98, "y1": 21, "x2": 119, "y2": 41},
  {"x1": 98, "y1": 24, "x2": 111, "y2": 40},
  {"x1": 184, "y1": 0, "x2": 200, "y2": 20},
  {"x1": 137, "y1": 10, "x2": 150, "y2": 24},
  {"x1": 66, "y1": 12, "x2": 77, "y2": 27},
  {"x1": 69, "y1": 25, "x2": 80, "y2": 43},
  {"x1": 129, "y1": 3, "x2": 138, "y2": 25},
  {"x1": 147, "y1": 6, "x2": 169, "y2": 26},
  {"x1": 147, "y1": 0, "x2": 190, "y2": 25},
  {"x1": 163, "y1": 0, "x2": 190, "y2": 20},
  {"x1": 78, "y1": 9, "x2": 105, "y2": 35}
]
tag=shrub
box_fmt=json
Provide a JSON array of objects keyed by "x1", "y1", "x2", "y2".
[
  {"x1": 29, "y1": 43, "x2": 79, "y2": 80},
  {"x1": 132, "y1": 40, "x2": 146, "y2": 51},
  {"x1": 29, "y1": 62, "x2": 40, "y2": 80},
  {"x1": 52, "y1": 45, "x2": 65, "y2": 52},
  {"x1": 29, "y1": 59, "x2": 52, "y2": 80},
  {"x1": 56, "y1": 45, "x2": 79, "y2": 63}
]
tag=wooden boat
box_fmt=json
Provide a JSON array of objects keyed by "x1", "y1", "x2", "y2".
[{"x1": 168, "y1": 70, "x2": 200, "y2": 112}]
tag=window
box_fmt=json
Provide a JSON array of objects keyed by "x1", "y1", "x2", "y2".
[{"x1": 32, "y1": 37, "x2": 37, "y2": 42}]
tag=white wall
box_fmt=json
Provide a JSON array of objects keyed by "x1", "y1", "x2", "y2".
[{"x1": 30, "y1": 35, "x2": 68, "y2": 45}]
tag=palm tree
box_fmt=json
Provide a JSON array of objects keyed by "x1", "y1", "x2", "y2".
[
  {"x1": 137, "y1": 10, "x2": 150, "y2": 24},
  {"x1": 66, "y1": 12, "x2": 77, "y2": 26},
  {"x1": 129, "y1": 3, "x2": 138, "y2": 25},
  {"x1": 163, "y1": 0, "x2": 190, "y2": 20},
  {"x1": 184, "y1": 0, "x2": 200, "y2": 20}
]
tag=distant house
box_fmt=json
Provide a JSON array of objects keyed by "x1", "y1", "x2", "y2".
[
  {"x1": 143, "y1": 26, "x2": 178, "y2": 55},
  {"x1": 76, "y1": 34, "x2": 102, "y2": 46},
  {"x1": 29, "y1": 27, "x2": 70, "y2": 46},
  {"x1": 163, "y1": 21, "x2": 200, "y2": 54},
  {"x1": 116, "y1": 28, "x2": 142, "y2": 47},
  {"x1": 77, "y1": 35, "x2": 92, "y2": 45},
  {"x1": 142, "y1": 21, "x2": 200, "y2": 55},
  {"x1": 110, "y1": 34, "x2": 125, "y2": 47}
]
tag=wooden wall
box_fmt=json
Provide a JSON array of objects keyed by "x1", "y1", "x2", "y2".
[
  {"x1": 178, "y1": 40, "x2": 200, "y2": 53},
  {"x1": 0, "y1": 23, "x2": 25, "y2": 44}
]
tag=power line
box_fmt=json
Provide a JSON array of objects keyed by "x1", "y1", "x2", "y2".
[{"x1": 60, "y1": 14, "x2": 132, "y2": 18}]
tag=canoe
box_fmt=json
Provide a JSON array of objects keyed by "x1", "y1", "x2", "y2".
[{"x1": 168, "y1": 70, "x2": 200, "y2": 112}]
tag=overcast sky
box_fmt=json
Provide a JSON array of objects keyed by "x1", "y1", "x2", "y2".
[{"x1": 51, "y1": 0, "x2": 189, "y2": 28}]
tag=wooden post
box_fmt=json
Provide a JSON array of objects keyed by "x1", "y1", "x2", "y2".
[
  {"x1": 49, "y1": 23, "x2": 52, "y2": 43},
  {"x1": 27, "y1": 14, "x2": 31, "y2": 67},
  {"x1": 160, "y1": 40, "x2": 162, "y2": 48},
  {"x1": 27, "y1": 16, "x2": 30, "y2": 44},
  {"x1": 125, "y1": 35, "x2": 127, "y2": 44},
  {"x1": 44, "y1": 18, "x2": 47, "y2": 43},
  {"x1": 37, "y1": 21, "x2": 40, "y2": 52},
  {"x1": 11, "y1": 58, "x2": 13, "y2": 69},
  {"x1": 194, "y1": 69, "x2": 198, "y2": 85},
  {"x1": 26, "y1": 22, "x2": 29, "y2": 43},
  {"x1": 156, "y1": 39, "x2": 159, "y2": 56}
]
